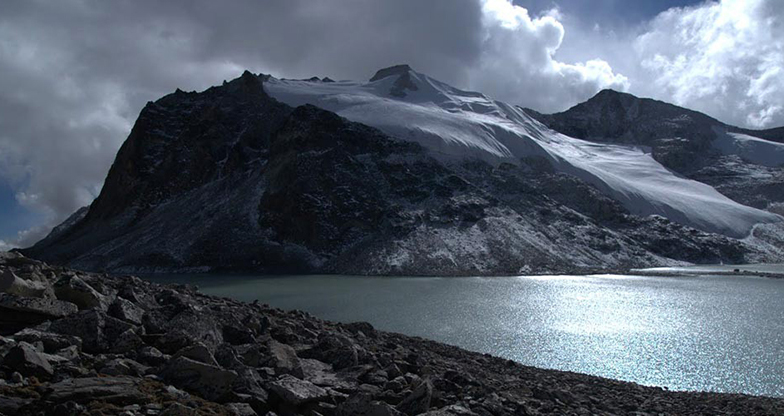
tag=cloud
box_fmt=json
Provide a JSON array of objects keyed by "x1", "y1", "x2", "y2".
[
  {"x1": 472, "y1": 0, "x2": 630, "y2": 112},
  {"x1": 0, "y1": 0, "x2": 630, "y2": 246},
  {"x1": 634, "y1": 0, "x2": 784, "y2": 128},
  {"x1": 0, "y1": 225, "x2": 49, "y2": 252}
]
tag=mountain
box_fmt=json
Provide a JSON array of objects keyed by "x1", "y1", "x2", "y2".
[
  {"x1": 527, "y1": 89, "x2": 784, "y2": 213},
  {"x1": 20, "y1": 66, "x2": 784, "y2": 274}
]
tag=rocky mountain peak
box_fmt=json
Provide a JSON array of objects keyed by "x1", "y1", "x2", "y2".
[
  {"x1": 369, "y1": 64, "x2": 413, "y2": 82},
  {"x1": 369, "y1": 64, "x2": 419, "y2": 98}
]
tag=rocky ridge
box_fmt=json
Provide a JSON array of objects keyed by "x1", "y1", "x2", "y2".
[{"x1": 1, "y1": 252, "x2": 783, "y2": 415}]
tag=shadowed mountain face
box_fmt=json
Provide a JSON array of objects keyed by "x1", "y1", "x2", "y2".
[{"x1": 19, "y1": 71, "x2": 784, "y2": 275}]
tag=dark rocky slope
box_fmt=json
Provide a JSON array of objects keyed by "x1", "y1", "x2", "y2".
[
  {"x1": 2, "y1": 252, "x2": 783, "y2": 415},
  {"x1": 20, "y1": 73, "x2": 783, "y2": 274}
]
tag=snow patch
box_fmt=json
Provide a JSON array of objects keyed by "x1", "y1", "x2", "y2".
[{"x1": 712, "y1": 128, "x2": 784, "y2": 168}]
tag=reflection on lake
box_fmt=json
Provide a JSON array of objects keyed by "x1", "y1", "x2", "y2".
[{"x1": 145, "y1": 272, "x2": 784, "y2": 397}]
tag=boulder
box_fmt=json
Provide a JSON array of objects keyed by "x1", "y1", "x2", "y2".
[
  {"x1": 159, "y1": 356, "x2": 238, "y2": 402},
  {"x1": 111, "y1": 328, "x2": 144, "y2": 354},
  {"x1": 108, "y1": 297, "x2": 144, "y2": 325},
  {"x1": 397, "y1": 380, "x2": 433, "y2": 416},
  {"x1": 1, "y1": 341, "x2": 53, "y2": 380},
  {"x1": 0, "y1": 334, "x2": 16, "y2": 357},
  {"x1": 268, "y1": 374, "x2": 330, "y2": 406},
  {"x1": 267, "y1": 339, "x2": 304, "y2": 378},
  {"x1": 51, "y1": 400, "x2": 85, "y2": 416},
  {"x1": 12, "y1": 328, "x2": 82, "y2": 353},
  {"x1": 53, "y1": 274, "x2": 108, "y2": 311},
  {"x1": 174, "y1": 342, "x2": 218, "y2": 366},
  {"x1": 0, "y1": 293, "x2": 78, "y2": 329},
  {"x1": 0, "y1": 269, "x2": 47, "y2": 297},
  {"x1": 157, "y1": 310, "x2": 224, "y2": 352},
  {"x1": 419, "y1": 405, "x2": 478, "y2": 416},
  {"x1": 47, "y1": 376, "x2": 147, "y2": 405},
  {"x1": 226, "y1": 402, "x2": 258, "y2": 416},
  {"x1": 48, "y1": 309, "x2": 134, "y2": 353},
  {"x1": 337, "y1": 393, "x2": 403, "y2": 416},
  {"x1": 343, "y1": 322, "x2": 378, "y2": 339},
  {"x1": 0, "y1": 395, "x2": 33, "y2": 415},
  {"x1": 54, "y1": 345, "x2": 81, "y2": 361},
  {"x1": 137, "y1": 345, "x2": 168, "y2": 366},
  {"x1": 231, "y1": 367, "x2": 270, "y2": 405},
  {"x1": 223, "y1": 324, "x2": 256, "y2": 345},
  {"x1": 160, "y1": 402, "x2": 197, "y2": 415},
  {"x1": 301, "y1": 334, "x2": 364, "y2": 370},
  {"x1": 99, "y1": 358, "x2": 148, "y2": 377}
]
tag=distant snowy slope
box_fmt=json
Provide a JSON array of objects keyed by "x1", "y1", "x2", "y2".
[
  {"x1": 713, "y1": 128, "x2": 784, "y2": 168},
  {"x1": 265, "y1": 66, "x2": 781, "y2": 238}
]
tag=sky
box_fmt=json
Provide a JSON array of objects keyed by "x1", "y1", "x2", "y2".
[{"x1": 0, "y1": 0, "x2": 782, "y2": 250}]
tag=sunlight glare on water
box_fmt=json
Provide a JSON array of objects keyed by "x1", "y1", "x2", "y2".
[{"x1": 145, "y1": 272, "x2": 784, "y2": 397}]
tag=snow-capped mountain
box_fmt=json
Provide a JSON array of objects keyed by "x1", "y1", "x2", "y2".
[
  {"x1": 265, "y1": 65, "x2": 782, "y2": 238},
  {"x1": 20, "y1": 66, "x2": 784, "y2": 275}
]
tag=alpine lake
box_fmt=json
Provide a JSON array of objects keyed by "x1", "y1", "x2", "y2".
[{"x1": 145, "y1": 264, "x2": 784, "y2": 398}]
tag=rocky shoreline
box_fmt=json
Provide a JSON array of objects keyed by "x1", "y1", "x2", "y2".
[{"x1": 1, "y1": 252, "x2": 782, "y2": 415}]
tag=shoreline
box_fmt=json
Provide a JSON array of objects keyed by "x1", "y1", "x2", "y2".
[
  {"x1": 127, "y1": 264, "x2": 784, "y2": 280},
  {"x1": 1, "y1": 252, "x2": 783, "y2": 415}
]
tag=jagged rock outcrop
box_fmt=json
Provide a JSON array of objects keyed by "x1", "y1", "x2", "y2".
[
  {"x1": 1, "y1": 252, "x2": 783, "y2": 415},
  {"x1": 19, "y1": 72, "x2": 784, "y2": 274}
]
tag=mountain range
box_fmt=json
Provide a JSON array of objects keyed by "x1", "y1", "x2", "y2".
[{"x1": 20, "y1": 65, "x2": 784, "y2": 275}]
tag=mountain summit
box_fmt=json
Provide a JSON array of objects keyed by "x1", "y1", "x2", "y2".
[{"x1": 20, "y1": 68, "x2": 784, "y2": 274}]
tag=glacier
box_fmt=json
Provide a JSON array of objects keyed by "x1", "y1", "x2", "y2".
[{"x1": 265, "y1": 66, "x2": 782, "y2": 238}]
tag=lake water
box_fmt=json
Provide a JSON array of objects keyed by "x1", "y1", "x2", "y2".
[{"x1": 145, "y1": 272, "x2": 784, "y2": 397}]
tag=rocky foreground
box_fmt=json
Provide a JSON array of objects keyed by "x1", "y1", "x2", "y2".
[{"x1": 1, "y1": 252, "x2": 782, "y2": 416}]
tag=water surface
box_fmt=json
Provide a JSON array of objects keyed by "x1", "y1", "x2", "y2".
[{"x1": 145, "y1": 272, "x2": 784, "y2": 397}]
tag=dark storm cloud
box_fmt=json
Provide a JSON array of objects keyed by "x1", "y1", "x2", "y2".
[{"x1": 0, "y1": 0, "x2": 487, "y2": 247}]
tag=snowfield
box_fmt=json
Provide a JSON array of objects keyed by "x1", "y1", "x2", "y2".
[
  {"x1": 713, "y1": 128, "x2": 784, "y2": 168},
  {"x1": 265, "y1": 68, "x2": 782, "y2": 238}
]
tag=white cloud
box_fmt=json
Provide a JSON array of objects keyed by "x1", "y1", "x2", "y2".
[
  {"x1": 634, "y1": 0, "x2": 784, "y2": 128},
  {"x1": 0, "y1": 225, "x2": 50, "y2": 251},
  {"x1": 470, "y1": 0, "x2": 630, "y2": 112}
]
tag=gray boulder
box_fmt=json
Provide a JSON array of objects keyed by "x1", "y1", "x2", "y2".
[
  {"x1": 108, "y1": 297, "x2": 145, "y2": 325},
  {"x1": 173, "y1": 342, "x2": 218, "y2": 366},
  {"x1": 47, "y1": 376, "x2": 147, "y2": 405},
  {"x1": 301, "y1": 334, "x2": 365, "y2": 370},
  {"x1": 267, "y1": 339, "x2": 304, "y2": 378},
  {"x1": 0, "y1": 293, "x2": 78, "y2": 330},
  {"x1": 53, "y1": 274, "x2": 109, "y2": 310},
  {"x1": 1, "y1": 341, "x2": 54, "y2": 380},
  {"x1": 159, "y1": 356, "x2": 238, "y2": 402},
  {"x1": 0, "y1": 269, "x2": 47, "y2": 297},
  {"x1": 268, "y1": 374, "x2": 330, "y2": 406},
  {"x1": 12, "y1": 328, "x2": 82, "y2": 353},
  {"x1": 48, "y1": 309, "x2": 135, "y2": 353},
  {"x1": 226, "y1": 402, "x2": 258, "y2": 416},
  {"x1": 419, "y1": 405, "x2": 478, "y2": 416},
  {"x1": 137, "y1": 345, "x2": 167, "y2": 366},
  {"x1": 99, "y1": 358, "x2": 149, "y2": 377},
  {"x1": 0, "y1": 395, "x2": 33, "y2": 415},
  {"x1": 397, "y1": 379, "x2": 433, "y2": 416},
  {"x1": 337, "y1": 393, "x2": 403, "y2": 416},
  {"x1": 110, "y1": 328, "x2": 144, "y2": 354}
]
